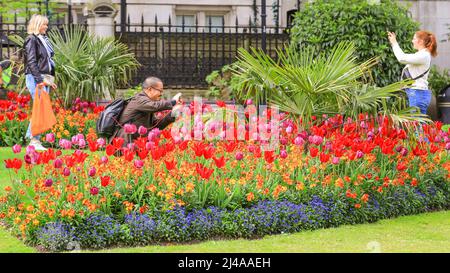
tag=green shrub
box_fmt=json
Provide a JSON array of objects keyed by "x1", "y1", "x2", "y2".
[
  {"x1": 290, "y1": 0, "x2": 419, "y2": 87},
  {"x1": 429, "y1": 65, "x2": 450, "y2": 97}
]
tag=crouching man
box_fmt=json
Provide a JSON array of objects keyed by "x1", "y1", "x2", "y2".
[{"x1": 111, "y1": 76, "x2": 183, "y2": 146}]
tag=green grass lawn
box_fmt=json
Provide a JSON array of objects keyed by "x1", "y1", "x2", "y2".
[{"x1": 0, "y1": 147, "x2": 449, "y2": 253}]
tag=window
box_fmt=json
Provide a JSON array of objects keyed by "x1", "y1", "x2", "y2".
[
  {"x1": 175, "y1": 15, "x2": 195, "y2": 32},
  {"x1": 206, "y1": 15, "x2": 224, "y2": 33}
]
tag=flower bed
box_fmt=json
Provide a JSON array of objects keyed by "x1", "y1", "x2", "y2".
[
  {"x1": 0, "y1": 109, "x2": 449, "y2": 251},
  {"x1": 0, "y1": 91, "x2": 103, "y2": 147}
]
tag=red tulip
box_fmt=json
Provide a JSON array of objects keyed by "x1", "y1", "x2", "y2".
[
  {"x1": 112, "y1": 138, "x2": 125, "y2": 149},
  {"x1": 396, "y1": 162, "x2": 407, "y2": 171},
  {"x1": 309, "y1": 147, "x2": 319, "y2": 158},
  {"x1": 195, "y1": 163, "x2": 214, "y2": 180},
  {"x1": 101, "y1": 176, "x2": 111, "y2": 187},
  {"x1": 213, "y1": 156, "x2": 226, "y2": 168},
  {"x1": 264, "y1": 151, "x2": 275, "y2": 164},
  {"x1": 202, "y1": 147, "x2": 215, "y2": 159},
  {"x1": 164, "y1": 159, "x2": 176, "y2": 171},
  {"x1": 319, "y1": 152, "x2": 330, "y2": 163},
  {"x1": 106, "y1": 145, "x2": 116, "y2": 156}
]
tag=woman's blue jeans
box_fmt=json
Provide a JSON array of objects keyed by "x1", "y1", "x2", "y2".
[
  {"x1": 405, "y1": 88, "x2": 431, "y2": 115},
  {"x1": 25, "y1": 74, "x2": 49, "y2": 140}
]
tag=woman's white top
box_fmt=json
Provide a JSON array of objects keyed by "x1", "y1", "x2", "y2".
[{"x1": 391, "y1": 42, "x2": 431, "y2": 90}]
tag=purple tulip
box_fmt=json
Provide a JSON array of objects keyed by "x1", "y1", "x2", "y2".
[
  {"x1": 400, "y1": 148, "x2": 409, "y2": 157},
  {"x1": 12, "y1": 144, "x2": 21, "y2": 154},
  {"x1": 88, "y1": 167, "x2": 96, "y2": 177},
  {"x1": 45, "y1": 133, "x2": 55, "y2": 143},
  {"x1": 44, "y1": 179, "x2": 53, "y2": 187},
  {"x1": 90, "y1": 187, "x2": 99, "y2": 196}
]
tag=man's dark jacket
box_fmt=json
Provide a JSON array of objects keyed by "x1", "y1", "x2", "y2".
[{"x1": 111, "y1": 91, "x2": 176, "y2": 146}]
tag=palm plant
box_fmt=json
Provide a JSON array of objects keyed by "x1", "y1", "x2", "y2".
[
  {"x1": 8, "y1": 26, "x2": 139, "y2": 108},
  {"x1": 48, "y1": 25, "x2": 139, "y2": 107},
  {"x1": 232, "y1": 42, "x2": 430, "y2": 130}
]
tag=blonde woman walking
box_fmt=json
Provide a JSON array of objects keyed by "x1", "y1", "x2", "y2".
[{"x1": 23, "y1": 14, "x2": 57, "y2": 151}]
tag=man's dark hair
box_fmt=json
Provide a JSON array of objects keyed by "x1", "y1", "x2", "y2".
[{"x1": 142, "y1": 77, "x2": 162, "y2": 90}]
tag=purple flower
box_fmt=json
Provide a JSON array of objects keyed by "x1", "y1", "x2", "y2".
[
  {"x1": 45, "y1": 179, "x2": 53, "y2": 187},
  {"x1": 88, "y1": 167, "x2": 96, "y2": 177}
]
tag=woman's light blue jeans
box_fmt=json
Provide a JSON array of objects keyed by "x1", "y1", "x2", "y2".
[
  {"x1": 405, "y1": 88, "x2": 431, "y2": 115},
  {"x1": 25, "y1": 74, "x2": 49, "y2": 140}
]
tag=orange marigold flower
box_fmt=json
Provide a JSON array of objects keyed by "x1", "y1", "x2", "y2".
[
  {"x1": 296, "y1": 182, "x2": 305, "y2": 191},
  {"x1": 354, "y1": 203, "x2": 361, "y2": 209},
  {"x1": 334, "y1": 178, "x2": 344, "y2": 188},
  {"x1": 361, "y1": 194, "x2": 369, "y2": 203},
  {"x1": 246, "y1": 192, "x2": 255, "y2": 202},
  {"x1": 4, "y1": 186, "x2": 12, "y2": 192}
]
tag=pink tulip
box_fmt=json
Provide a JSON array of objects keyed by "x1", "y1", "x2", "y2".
[
  {"x1": 280, "y1": 137, "x2": 288, "y2": 145},
  {"x1": 235, "y1": 152, "x2": 244, "y2": 161},
  {"x1": 332, "y1": 156, "x2": 340, "y2": 165},
  {"x1": 134, "y1": 160, "x2": 144, "y2": 169},
  {"x1": 97, "y1": 138, "x2": 106, "y2": 147},
  {"x1": 147, "y1": 132, "x2": 155, "y2": 141},
  {"x1": 246, "y1": 99, "x2": 253, "y2": 105},
  {"x1": 446, "y1": 142, "x2": 450, "y2": 150},
  {"x1": 26, "y1": 145, "x2": 35, "y2": 154},
  {"x1": 53, "y1": 158, "x2": 63, "y2": 169},
  {"x1": 100, "y1": 156, "x2": 109, "y2": 164},
  {"x1": 286, "y1": 126, "x2": 293, "y2": 134},
  {"x1": 45, "y1": 133, "x2": 55, "y2": 143},
  {"x1": 400, "y1": 148, "x2": 408, "y2": 157},
  {"x1": 71, "y1": 135, "x2": 79, "y2": 144},
  {"x1": 127, "y1": 143, "x2": 135, "y2": 150},
  {"x1": 78, "y1": 139, "x2": 86, "y2": 148},
  {"x1": 138, "y1": 126, "x2": 148, "y2": 135},
  {"x1": 356, "y1": 150, "x2": 364, "y2": 159},
  {"x1": 12, "y1": 144, "x2": 21, "y2": 154},
  {"x1": 62, "y1": 167, "x2": 71, "y2": 176},
  {"x1": 124, "y1": 124, "x2": 137, "y2": 134},
  {"x1": 59, "y1": 139, "x2": 72, "y2": 150},
  {"x1": 294, "y1": 136, "x2": 304, "y2": 146},
  {"x1": 280, "y1": 150, "x2": 288, "y2": 159},
  {"x1": 145, "y1": 141, "x2": 155, "y2": 151}
]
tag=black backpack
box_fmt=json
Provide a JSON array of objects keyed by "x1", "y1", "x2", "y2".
[{"x1": 96, "y1": 98, "x2": 133, "y2": 139}]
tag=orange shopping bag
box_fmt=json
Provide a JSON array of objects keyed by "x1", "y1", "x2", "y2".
[{"x1": 31, "y1": 86, "x2": 57, "y2": 136}]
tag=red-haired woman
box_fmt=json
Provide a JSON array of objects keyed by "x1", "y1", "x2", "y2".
[{"x1": 388, "y1": 30, "x2": 438, "y2": 115}]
